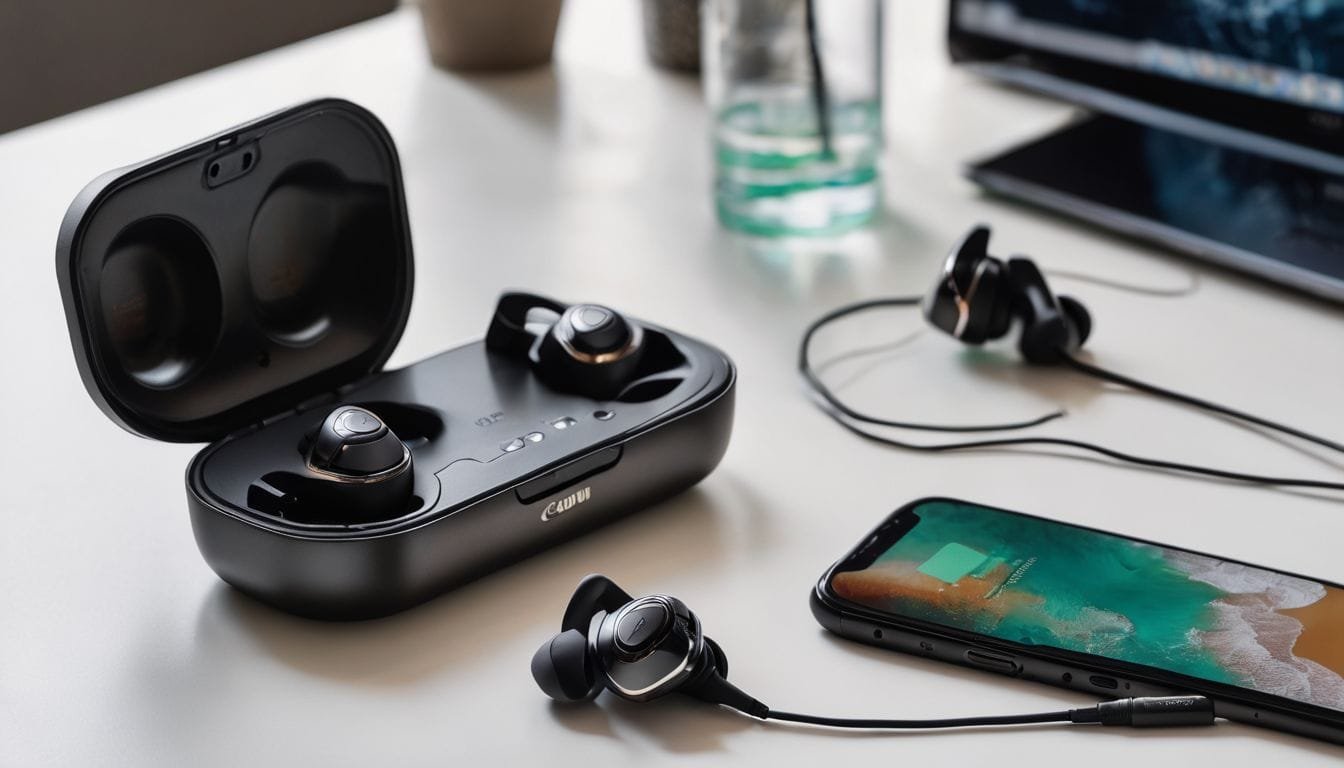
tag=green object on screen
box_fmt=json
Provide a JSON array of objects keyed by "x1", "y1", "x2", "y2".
[{"x1": 917, "y1": 542, "x2": 989, "y2": 584}]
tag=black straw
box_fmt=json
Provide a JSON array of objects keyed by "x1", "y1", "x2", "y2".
[{"x1": 804, "y1": 0, "x2": 834, "y2": 158}]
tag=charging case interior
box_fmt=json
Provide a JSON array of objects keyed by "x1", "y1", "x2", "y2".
[{"x1": 57, "y1": 99, "x2": 412, "y2": 443}]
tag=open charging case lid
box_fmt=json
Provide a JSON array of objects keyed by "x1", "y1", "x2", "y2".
[{"x1": 56, "y1": 99, "x2": 413, "y2": 443}]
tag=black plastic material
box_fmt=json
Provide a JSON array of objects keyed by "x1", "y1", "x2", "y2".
[
  {"x1": 539, "y1": 576, "x2": 768, "y2": 716},
  {"x1": 523, "y1": 298, "x2": 651, "y2": 401},
  {"x1": 517, "y1": 446, "x2": 621, "y2": 504},
  {"x1": 566, "y1": 305, "x2": 630, "y2": 354},
  {"x1": 182, "y1": 319, "x2": 732, "y2": 618},
  {"x1": 1095, "y1": 696, "x2": 1215, "y2": 728},
  {"x1": 615, "y1": 600, "x2": 674, "y2": 656},
  {"x1": 309, "y1": 407, "x2": 406, "y2": 475},
  {"x1": 532, "y1": 628, "x2": 602, "y2": 702},
  {"x1": 923, "y1": 225, "x2": 1087, "y2": 364},
  {"x1": 56, "y1": 100, "x2": 737, "y2": 619},
  {"x1": 561, "y1": 574, "x2": 635, "y2": 633},
  {"x1": 56, "y1": 99, "x2": 413, "y2": 442}
]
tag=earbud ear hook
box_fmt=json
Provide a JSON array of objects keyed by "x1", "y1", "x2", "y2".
[
  {"x1": 561, "y1": 574, "x2": 634, "y2": 633},
  {"x1": 1004, "y1": 257, "x2": 1087, "y2": 364},
  {"x1": 485, "y1": 292, "x2": 568, "y2": 358}
]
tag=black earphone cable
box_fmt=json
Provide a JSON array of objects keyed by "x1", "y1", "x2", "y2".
[
  {"x1": 799, "y1": 297, "x2": 1344, "y2": 492},
  {"x1": 758, "y1": 694, "x2": 1216, "y2": 730},
  {"x1": 763, "y1": 708, "x2": 1073, "y2": 729},
  {"x1": 1059, "y1": 354, "x2": 1344, "y2": 456},
  {"x1": 691, "y1": 648, "x2": 1093, "y2": 731},
  {"x1": 698, "y1": 665, "x2": 1217, "y2": 730},
  {"x1": 799, "y1": 297, "x2": 1069, "y2": 432}
]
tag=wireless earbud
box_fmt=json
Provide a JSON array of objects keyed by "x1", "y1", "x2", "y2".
[
  {"x1": 924, "y1": 224, "x2": 1091, "y2": 364},
  {"x1": 533, "y1": 575, "x2": 1214, "y2": 732},
  {"x1": 303, "y1": 405, "x2": 413, "y2": 521},
  {"x1": 486, "y1": 293, "x2": 647, "y2": 400}
]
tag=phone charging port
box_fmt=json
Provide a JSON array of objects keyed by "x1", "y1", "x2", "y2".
[{"x1": 1089, "y1": 675, "x2": 1119, "y2": 690}]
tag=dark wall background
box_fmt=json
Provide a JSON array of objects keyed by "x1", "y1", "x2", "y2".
[{"x1": 0, "y1": 0, "x2": 398, "y2": 134}]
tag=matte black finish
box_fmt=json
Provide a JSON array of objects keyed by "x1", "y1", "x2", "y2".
[
  {"x1": 1095, "y1": 696, "x2": 1214, "y2": 728},
  {"x1": 1003, "y1": 258, "x2": 1083, "y2": 364},
  {"x1": 813, "y1": 498, "x2": 1344, "y2": 746},
  {"x1": 561, "y1": 573, "x2": 635, "y2": 633},
  {"x1": 532, "y1": 629, "x2": 601, "y2": 702},
  {"x1": 56, "y1": 99, "x2": 737, "y2": 619},
  {"x1": 56, "y1": 99, "x2": 413, "y2": 443}
]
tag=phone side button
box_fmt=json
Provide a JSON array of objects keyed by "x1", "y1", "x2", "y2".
[{"x1": 964, "y1": 650, "x2": 1021, "y2": 676}]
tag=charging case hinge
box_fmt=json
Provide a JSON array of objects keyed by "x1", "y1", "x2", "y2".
[
  {"x1": 237, "y1": 391, "x2": 342, "y2": 436},
  {"x1": 226, "y1": 382, "x2": 370, "y2": 440},
  {"x1": 288, "y1": 390, "x2": 343, "y2": 419}
]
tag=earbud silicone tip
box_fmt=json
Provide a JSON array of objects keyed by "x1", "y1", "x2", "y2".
[
  {"x1": 1058, "y1": 295, "x2": 1092, "y2": 346},
  {"x1": 531, "y1": 629, "x2": 599, "y2": 703},
  {"x1": 704, "y1": 636, "x2": 729, "y2": 678}
]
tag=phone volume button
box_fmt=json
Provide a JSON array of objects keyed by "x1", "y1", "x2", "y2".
[{"x1": 964, "y1": 649, "x2": 1022, "y2": 676}]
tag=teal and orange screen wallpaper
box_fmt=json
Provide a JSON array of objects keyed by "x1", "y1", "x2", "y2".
[{"x1": 830, "y1": 500, "x2": 1344, "y2": 711}]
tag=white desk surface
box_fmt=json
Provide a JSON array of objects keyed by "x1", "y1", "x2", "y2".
[{"x1": 3, "y1": 3, "x2": 1343, "y2": 765}]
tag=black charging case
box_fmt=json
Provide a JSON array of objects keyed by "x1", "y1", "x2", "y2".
[{"x1": 56, "y1": 99, "x2": 735, "y2": 619}]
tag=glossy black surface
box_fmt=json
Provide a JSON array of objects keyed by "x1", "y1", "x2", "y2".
[
  {"x1": 593, "y1": 595, "x2": 704, "y2": 701},
  {"x1": 183, "y1": 323, "x2": 732, "y2": 618},
  {"x1": 197, "y1": 324, "x2": 729, "y2": 517},
  {"x1": 813, "y1": 497, "x2": 1344, "y2": 747},
  {"x1": 971, "y1": 114, "x2": 1344, "y2": 302}
]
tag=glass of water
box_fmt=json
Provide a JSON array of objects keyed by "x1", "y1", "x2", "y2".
[{"x1": 703, "y1": 0, "x2": 882, "y2": 236}]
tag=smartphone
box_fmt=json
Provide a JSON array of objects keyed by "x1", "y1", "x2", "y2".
[{"x1": 812, "y1": 498, "x2": 1344, "y2": 746}]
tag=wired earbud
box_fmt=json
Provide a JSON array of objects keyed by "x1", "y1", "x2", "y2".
[
  {"x1": 533, "y1": 575, "x2": 1216, "y2": 732},
  {"x1": 531, "y1": 574, "x2": 762, "y2": 713},
  {"x1": 799, "y1": 224, "x2": 1344, "y2": 492},
  {"x1": 924, "y1": 225, "x2": 1091, "y2": 364}
]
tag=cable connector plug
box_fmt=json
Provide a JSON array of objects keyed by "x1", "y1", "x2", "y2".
[{"x1": 1070, "y1": 696, "x2": 1215, "y2": 728}]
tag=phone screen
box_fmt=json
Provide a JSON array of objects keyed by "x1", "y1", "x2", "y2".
[{"x1": 828, "y1": 500, "x2": 1344, "y2": 713}]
